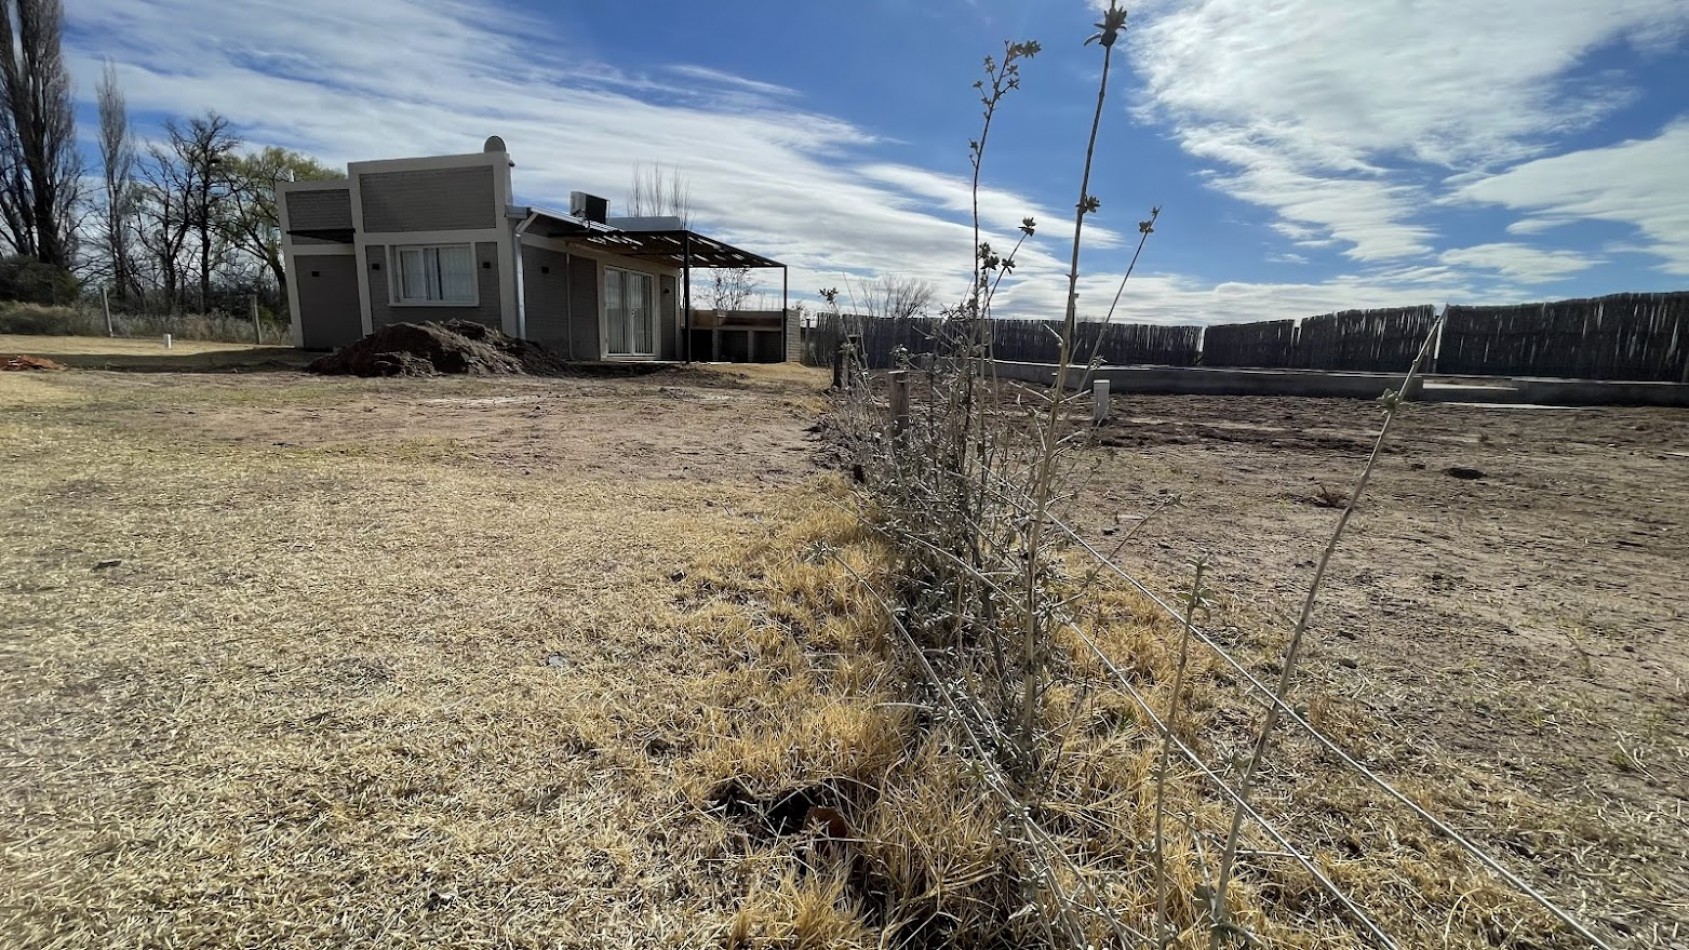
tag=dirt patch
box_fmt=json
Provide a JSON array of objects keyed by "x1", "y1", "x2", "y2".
[
  {"x1": 2, "y1": 355, "x2": 64, "y2": 371},
  {"x1": 307, "y1": 320, "x2": 568, "y2": 377},
  {"x1": 1077, "y1": 393, "x2": 1689, "y2": 936}
]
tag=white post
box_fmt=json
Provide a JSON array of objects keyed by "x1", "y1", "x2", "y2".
[
  {"x1": 163, "y1": 333, "x2": 172, "y2": 349},
  {"x1": 250, "y1": 293, "x2": 262, "y2": 345},
  {"x1": 101, "y1": 287, "x2": 114, "y2": 337},
  {"x1": 1093, "y1": 378, "x2": 1111, "y2": 425}
]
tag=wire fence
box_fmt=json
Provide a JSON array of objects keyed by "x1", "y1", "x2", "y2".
[{"x1": 831, "y1": 350, "x2": 1620, "y2": 946}]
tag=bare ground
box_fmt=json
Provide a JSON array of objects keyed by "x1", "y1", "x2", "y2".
[{"x1": 1079, "y1": 393, "x2": 1689, "y2": 943}]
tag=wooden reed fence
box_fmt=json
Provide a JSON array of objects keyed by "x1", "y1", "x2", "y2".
[
  {"x1": 802, "y1": 293, "x2": 1689, "y2": 382},
  {"x1": 1439, "y1": 292, "x2": 1688, "y2": 381},
  {"x1": 1203, "y1": 308, "x2": 1435, "y2": 372},
  {"x1": 803, "y1": 313, "x2": 1201, "y2": 369},
  {"x1": 1202, "y1": 319, "x2": 1297, "y2": 368},
  {"x1": 1299, "y1": 306, "x2": 1437, "y2": 371}
]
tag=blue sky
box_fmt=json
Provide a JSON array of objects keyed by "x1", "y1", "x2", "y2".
[{"x1": 62, "y1": 0, "x2": 1689, "y2": 323}]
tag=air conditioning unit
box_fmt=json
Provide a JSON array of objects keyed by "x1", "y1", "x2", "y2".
[{"x1": 570, "y1": 191, "x2": 608, "y2": 224}]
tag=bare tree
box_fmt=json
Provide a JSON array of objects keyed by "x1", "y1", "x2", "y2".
[
  {"x1": 173, "y1": 113, "x2": 239, "y2": 311},
  {"x1": 860, "y1": 273, "x2": 936, "y2": 321},
  {"x1": 626, "y1": 162, "x2": 691, "y2": 227},
  {"x1": 708, "y1": 266, "x2": 753, "y2": 313},
  {"x1": 134, "y1": 141, "x2": 193, "y2": 311},
  {"x1": 0, "y1": 0, "x2": 81, "y2": 267},
  {"x1": 96, "y1": 60, "x2": 136, "y2": 302}
]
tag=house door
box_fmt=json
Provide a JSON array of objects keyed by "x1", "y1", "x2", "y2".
[{"x1": 604, "y1": 267, "x2": 655, "y2": 358}]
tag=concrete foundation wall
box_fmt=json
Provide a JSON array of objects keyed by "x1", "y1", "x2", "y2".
[{"x1": 988, "y1": 360, "x2": 1689, "y2": 408}]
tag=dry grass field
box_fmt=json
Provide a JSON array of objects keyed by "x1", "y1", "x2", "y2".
[
  {"x1": 2, "y1": 339, "x2": 1683, "y2": 947},
  {"x1": 0, "y1": 345, "x2": 852, "y2": 947}
]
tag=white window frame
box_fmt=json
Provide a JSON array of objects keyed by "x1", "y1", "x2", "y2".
[
  {"x1": 388, "y1": 243, "x2": 479, "y2": 307},
  {"x1": 601, "y1": 265, "x2": 657, "y2": 359}
]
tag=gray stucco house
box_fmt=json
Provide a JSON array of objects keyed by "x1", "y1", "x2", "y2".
[{"x1": 277, "y1": 138, "x2": 792, "y2": 361}]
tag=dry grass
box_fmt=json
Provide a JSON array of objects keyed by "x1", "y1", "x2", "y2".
[
  {"x1": 677, "y1": 518, "x2": 1605, "y2": 947},
  {"x1": 1, "y1": 357, "x2": 1666, "y2": 948},
  {"x1": 0, "y1": 363, "x2": 831, "y2": 947}
]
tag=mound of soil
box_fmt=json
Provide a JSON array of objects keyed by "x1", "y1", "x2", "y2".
[
  {"x1": 3, "y1": 355, "x2": 65, "y2": 371},
  {"x1": 307, "y1": 320, "x2": 566, "y2": 377}
]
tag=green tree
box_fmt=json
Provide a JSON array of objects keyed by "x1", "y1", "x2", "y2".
[{"x1": 221, "y1": 146, "x2": 341, "y2": 302}]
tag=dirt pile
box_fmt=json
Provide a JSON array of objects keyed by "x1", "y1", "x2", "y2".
[
  {"x1": 2, "y1": 355, "x2": 65, "y2": 371},
  {"x1": 307, "y1": 320, "x2": 565, "y2": 377}
]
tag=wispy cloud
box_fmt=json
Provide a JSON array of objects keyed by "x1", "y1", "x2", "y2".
[
  {"x1": 1129, "y1": 0, "x2": 1689, "y2": 261},
  {"x1": 1453, "y1": 121, "x2": 1689, "y2": 275},
  {"x1": 663, "y1": 65, "x2": 798, "y2": 100},
  {"x1": 1439, "y1": 242, "x2": 1599, "y2": 282}
]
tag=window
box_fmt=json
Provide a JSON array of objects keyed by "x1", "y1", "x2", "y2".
[
  {"x1": 604, "y1": 267, "x2": 655, "y2": 356},
  {"x1": 392, "y1": 244, "x2": 476, "y2": 304}
]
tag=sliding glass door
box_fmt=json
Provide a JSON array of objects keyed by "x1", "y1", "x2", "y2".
[{"x1": 604, "y1": 267, "x2": 655, "y2": 357}]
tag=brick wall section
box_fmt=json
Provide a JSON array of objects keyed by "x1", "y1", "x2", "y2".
[
  {"x1": 359, "y1": 166, "x2": 496, "y2": 232},
  {"x1": 285, "y1": 187, "x2": 352, "y2": 246}
]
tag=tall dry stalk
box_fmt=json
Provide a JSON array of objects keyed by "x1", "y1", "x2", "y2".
[
  {"x1": 1154, "y1": 556, "x2": 1207, "y2": 946},
  {"x1": 1018, "y1": 0, "x2": 1129, "y2": 761},
  {"x1": 1207, "y1": 317, "x2": 1445, "y2": 947}
]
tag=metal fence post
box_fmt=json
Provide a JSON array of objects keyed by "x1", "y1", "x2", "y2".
[{"x1": 1093, "y1": 378, "x2": 1111, "y2": 425}]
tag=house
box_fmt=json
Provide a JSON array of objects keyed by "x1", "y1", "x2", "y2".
[{"x1": 276, "y1": 137, "x2": 793, "y2": 362}]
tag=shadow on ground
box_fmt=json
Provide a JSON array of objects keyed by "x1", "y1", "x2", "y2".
[{"x1": 24, "y1": 346, "x2": 313, "y2": 373}]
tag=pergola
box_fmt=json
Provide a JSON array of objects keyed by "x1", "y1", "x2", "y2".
[{"x1": 521, "y1": 211, "x2": 788, "y2": 362}]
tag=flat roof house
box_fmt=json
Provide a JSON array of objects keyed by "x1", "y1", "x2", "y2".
[{"x1": 276, "y1": 136, "x2": 792, "y2": 362}]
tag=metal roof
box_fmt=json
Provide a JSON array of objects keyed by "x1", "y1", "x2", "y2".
[{"x1": 519, "y1": 207, "x2": 783, "y2": 269}]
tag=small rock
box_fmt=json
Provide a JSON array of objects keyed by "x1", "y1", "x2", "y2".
[
  {"x1": 1443, "y1": 466, "x2": 1486, "y2": 480},
  {"x1": 1337, "y1": 658, "x2": 1358, "y2": 670},
  {"x1": 424, "y1": 889, "x2": 456, "y2": 911},
  {"x1": 544, "y1": 654, "x2": 568, "y2": 668},
  {"x1": 93, "y1": 559, "x2": 122, "y2": 571}
]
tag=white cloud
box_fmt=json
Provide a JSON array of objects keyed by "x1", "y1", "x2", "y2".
[
  {"x1": 1453, "y1": 122, "x2": 1689, "y2": 275},
  {"x1": 1129, "y1": 0, "x2": 1689, "y2": 261},
  {"x1": 1505, "y1": 216, "x2": 1577, "y2": 236},
  {"x1": 1438, "y1": 243, "x2": 1599, "y2": 282},
  {"x1": 663, "y1": 65, "x2": 798, "y2": 100}
]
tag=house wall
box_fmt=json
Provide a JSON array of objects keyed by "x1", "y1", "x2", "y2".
[
  {"x1": 568, "y1": 253, "x2": 600, "y2": 359},
  {"x1": 519, "y1": 235, "x2": 683, "y2": 360},
  {"x1": 285, "y1": 188, "x2": 353, "y2": 247},
  {"x1": 358, "y1": 166, "x2": 497, "y2": 232},
  {"x1": 294, "y1": 255, "x2": 363, "y2": 349},
  {"x1": 520, "y1": 244, "x2": 575, "y2": 352},
  {"x1": 366, "y1": 241, "x2": 503, "y2": 329},
  {"x1": 659, "y1": 274, "x2": 679, "y2": 361}
]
